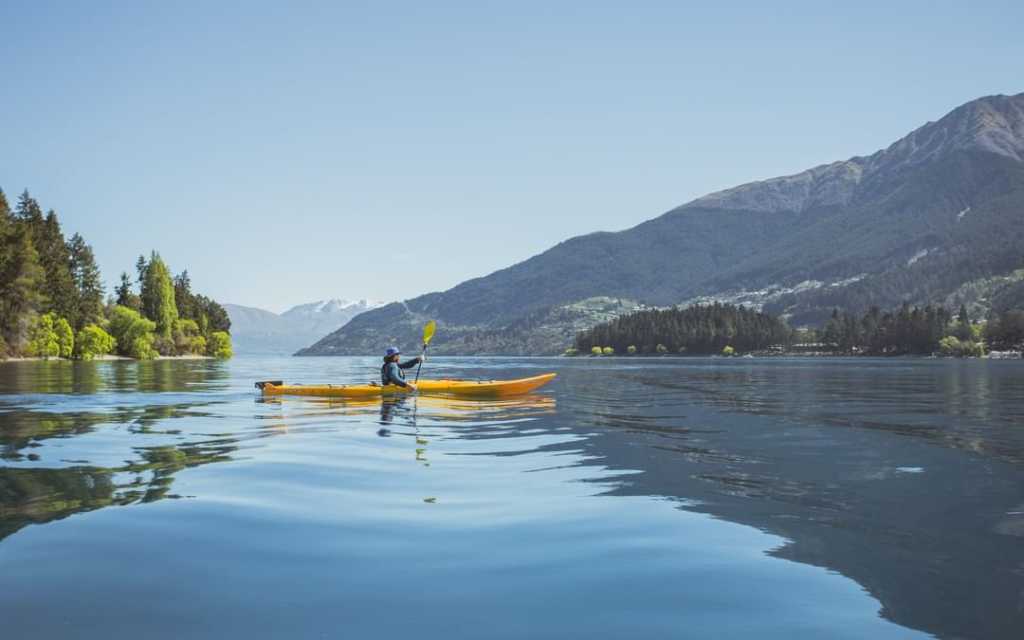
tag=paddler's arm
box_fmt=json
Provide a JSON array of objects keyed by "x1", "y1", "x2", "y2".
[{"x1": 398, "y1": 356, "x2": 424, "y2": 369}]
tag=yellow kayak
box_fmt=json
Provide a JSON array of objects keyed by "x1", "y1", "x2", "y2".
[{"x1": 255, "y1": 373, "x2": 557, "y2": 398}]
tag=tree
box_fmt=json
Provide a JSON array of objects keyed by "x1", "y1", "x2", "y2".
[
  {"x1": 135, "y1": 254, "x2": 148, "y2": 285},
  {"x1": 953, "y1": 304, "x2": 973, "y2": 341},
  {"x1": 35, "y1": 210, "x2": 78, "y2": 326},
  {"x1": 140, "y1": 252, "x2": 178, "y2": 340},
  {"x1": 15, "y1": 190, "x2": 44, "y2": 224},
  {"x1": 75, "y1": 324, "x2": 116, "y2": 360},
  {"x1": 173, "y1": 271, "x2": 196, "y2": 320},
  {"x1": 193, "y1": 294, "x2": 231, "y2": 333},
  {"x1": 54, "y1": 316, "x2": 74, "y2": 357},
  {"x1": 108, "y1": 305, "x2": 157, "y2": 359},
  {"x1": 0, "y1": 218, "x2": 44, "y2": 350},
  {"x1": 67, "y1": 233, "x2": 104, "y2": 329},
  {"x1": 575, "y1": 304, "x2": 791, "y2": 356},
  {"x1": 602, "y1": 346, "x2": 614, "y2": 355},
  {"x1": 25, "y1": 313, "x2": 60, "y2": 358},
  {"x1": 986, "y1": 310, "x2": 1024, "y2": 350},
  {"x1": 627, "y1": 345, "x2": 637, "y2": 355},
  {"x1": 591, "y1": 346, "x2": 602, "y2": 356},
  {"x1": 206, "y1": 331, "x2": 233, "y2": 359},
  {"x1": 115, "y1": 272, "x2": 141, "y2": 310},
  {"x1": 173, "y1": 318, "x2": 206, "y2": 355},
  {"x1": 722, "y1": 345, "x2": 735, "y2": 356}
]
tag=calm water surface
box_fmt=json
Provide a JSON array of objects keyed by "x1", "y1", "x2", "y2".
[{"x1": 1, "y1": 356, "x2": 1022, "y2": 639}]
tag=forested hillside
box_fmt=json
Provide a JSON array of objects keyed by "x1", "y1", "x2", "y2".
[{"x1": 0, "y1": 189, "x2": 231, "y2": 360}]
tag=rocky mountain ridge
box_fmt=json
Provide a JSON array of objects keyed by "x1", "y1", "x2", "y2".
[{"x1": 299, "y1": 92, "x2": 1024, "y2": 355}]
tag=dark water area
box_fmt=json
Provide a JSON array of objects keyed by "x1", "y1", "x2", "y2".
[{"x1": 1, "y1": 356, "x2": 1022, "y2": 639}]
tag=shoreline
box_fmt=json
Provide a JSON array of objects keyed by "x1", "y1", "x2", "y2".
[{"x1": 1, "y1": 355, "x2": 216, "y2": 363}]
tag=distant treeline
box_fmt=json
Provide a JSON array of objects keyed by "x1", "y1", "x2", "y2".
[
  {"x1": 0, "y1": 188, "x2": 231, "y2": 360},
  {"x1": 573, "y1": 303, "x2": 791, "y2": 355},
  {"x1": 571, "y1": 302, "x2": 1024, "y2": 357},
  {"x1": 814, "y1": 304, "x2": 1023, "y2": 355}
]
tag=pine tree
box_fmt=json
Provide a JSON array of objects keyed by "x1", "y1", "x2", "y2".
[
  {"x1": 0, "y1": 221, "x2": 45, "y2": 349},
  {"x1": 115, "y1": 272, "x2": 139, "y2": 309},
  {"x1": 15, "y1": 190, "x2": 44, "y2": 224},
  {"x1": 173, "y1": 270, "x2": 196, "y2": 320},
  {"x1": 33, "y1": 210, "x2": 78, "y2": 326},
  {"x1": 141, "y1": 251, "x2": 178, "y2": 339},
  {"x1": 67, "y1": 233, "x2": 105, "y2": 330},
  {"x1": 135, "y1": 254, "x2": 148, "y2": 285}
]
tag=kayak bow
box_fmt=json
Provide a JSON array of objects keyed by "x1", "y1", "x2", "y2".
[{"x1": 256, "y1": 372, "x2": 557, "y2": 399}]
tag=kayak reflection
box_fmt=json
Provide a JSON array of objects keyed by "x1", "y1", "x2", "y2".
[{"x1": 258, "y1": 393, "x2": 556, "y2": 427}]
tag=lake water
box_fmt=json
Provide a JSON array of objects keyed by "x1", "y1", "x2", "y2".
[{"x1": 1, "y1": 356, "x2": 1022, "y2": 639}]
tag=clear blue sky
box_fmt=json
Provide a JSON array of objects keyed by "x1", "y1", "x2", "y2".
[{"x1": 1, "y1": 1, "x2": 1021, "y2": 312}]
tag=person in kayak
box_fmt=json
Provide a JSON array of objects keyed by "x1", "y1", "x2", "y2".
[{"x1": 381, "y1": 346, "x2": 424, "y2": 391}]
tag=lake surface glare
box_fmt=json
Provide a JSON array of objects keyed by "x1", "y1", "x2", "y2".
[{"x1": 1, "y1": 356, "x2": 1022, "y2": 639}]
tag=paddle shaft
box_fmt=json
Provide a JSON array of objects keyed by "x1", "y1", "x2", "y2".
[{"x1": 414, "y1": 343, "x2": 428, "y2": 384}]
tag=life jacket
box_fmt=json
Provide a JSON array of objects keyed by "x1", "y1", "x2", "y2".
[{"x1": 381, "y1": 360, "x2": 405, "y2": 386}]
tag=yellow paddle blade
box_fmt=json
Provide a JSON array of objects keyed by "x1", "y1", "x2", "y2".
[{"x1": 422, "y1": 320, "x2": 437, "y2": 346}]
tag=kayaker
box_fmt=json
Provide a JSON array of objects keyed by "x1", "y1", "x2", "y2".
[{"x1": 381, "y1": 347, "x2": 424, "y2": 392}]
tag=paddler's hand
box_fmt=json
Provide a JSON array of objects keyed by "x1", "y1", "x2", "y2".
[
  {"x1": 419, "y1": 355, "x2": 427, "y2": 363},
  {"x1": 407, "y1": 383, "x2": 418, "y2": 392}
]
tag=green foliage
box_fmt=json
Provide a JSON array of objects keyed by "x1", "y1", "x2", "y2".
[
  {"x1": 722, "y1": 345, "x2": 735, "y2": 356},
  {"x1": 0, "y1": 195, "x2": 45, "y2": 351},
  {"x1": 131, "y1": 335, "x2": 158, "y2": 360},
  {"x1": 108, "y1": 305, "x2": 157, "y2": 359},
  {"x1": 190, "y1": 335, "x2": 207, "y2": 355},
  {"x1": 26, "y1": 313, "x2": 60, "y2": 358},
  {"x1": 563, "y1": 347, "x2": 578, "y2": 357},
  {"x1": 173, "y1": 271, "x2": 196, "y2": 320},
  {"x1": 75, "y1": 324, "x2": 115, "y2": 360},
  {"x1": 36, "y1": 210, "x2": 78, "y2": 327},
  {"x1": 172, "y1": 318, "x2": 203, "y2": 355},
  {"x1": 591, "y1": 346, "x2": 602, "y2": 356},
  {"x1": 115, "y1": 271, "x2": 141, "y2": 311},
  {"x1": 206, "y1": 331, "x2": 233, "y2": 359},
  {"x1": 627, "y1": 345, "x2": 637, "y2": 355},
  {"x1": 54, "y1": 316, "x2": 74, "y2": 358},
  {"x1": 141, "y1": 252, "x2": 178, "y2": 339},
  {"x1": 576, "y1": 303, "x2": 791, "y2": 356},
  {"x1": 938, "y1": 336, "x2": 960, "y2": 356},
  {"x1": 821, "y1": 305, "x2": 953, "y2": 355},
  {"x1": 985, "y1": 309, "x2": 1024, "y2": 351},
  {"x1": 602, "y1": 346, "x2": 614, "y2": 355},
  {"x1": 67, "y1": 233, "x2": 105, "y2": 329},
  {"x1": 938, "y1": 336, "x2": 984, "y2": 357},
  {"x1": 193, "y1": 294, "x2": 231, "y2": 333},
  {"x1": 0, "y1": 187, "x2": 229, "y2": 359},
  {"x1": 970, "y1": 322, "x2": 985, "y2": 342}
]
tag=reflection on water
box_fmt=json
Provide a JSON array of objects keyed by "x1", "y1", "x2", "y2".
[{"x1": 1, "y1": 356, "x2": 1022, "y2": 639}]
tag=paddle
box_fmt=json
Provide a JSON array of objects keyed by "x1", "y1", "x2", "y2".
[{"x1": 414, "y1": 320, "x2": 436, "y2": 384}]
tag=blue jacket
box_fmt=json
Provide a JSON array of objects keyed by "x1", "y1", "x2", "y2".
[{"x1": 381, "y1": 357, "x2": 422, "y2": 387}]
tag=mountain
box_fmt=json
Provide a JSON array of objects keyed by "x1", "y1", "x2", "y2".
[
  {"x1": 299, "y1": 93, "x2": 1024, "y2": 356},
  {"x1": 225, "y1": 299, "x2": 383, "y2": 355}
]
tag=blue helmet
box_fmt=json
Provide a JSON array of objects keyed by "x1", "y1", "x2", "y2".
[{"x1": 384, "y1": 346, "x2": 401, "y2": 357}]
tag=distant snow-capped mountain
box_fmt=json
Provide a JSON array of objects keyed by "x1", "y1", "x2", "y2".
[{"x1": 225, "y1": 298, "x2": 385, "y2": 355}]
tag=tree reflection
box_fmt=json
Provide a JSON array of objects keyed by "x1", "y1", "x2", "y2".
[{"x1": 0, "y1": 438, "x2": 235, "y2": 543}]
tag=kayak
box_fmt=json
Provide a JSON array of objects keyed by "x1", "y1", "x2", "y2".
[{"x1": 255, "y1": 373, "x2": 557, "y2": 399}]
